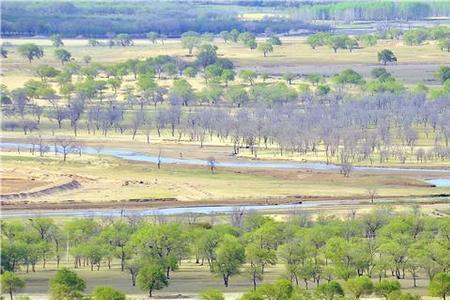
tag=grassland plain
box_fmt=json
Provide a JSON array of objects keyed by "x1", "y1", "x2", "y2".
[
  {"x1": 1, "y1": 149, "x2": 448, "y2": 206},
  {"x1": 9, "y1": 260, "x2": 438, "y2": 299},
  {"x1": 1, "y1": 37, "x2": 449, "y2": 90}
]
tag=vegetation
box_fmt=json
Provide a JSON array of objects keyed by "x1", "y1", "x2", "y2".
[{"x1": 1, "y1": 209, "x2": 450, "y2": 298}]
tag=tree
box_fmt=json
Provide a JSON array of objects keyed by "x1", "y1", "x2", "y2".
[
  {"x1": 1, "y1": 272, "x2": 25, "y2": 300},
  {"x1": 366, "y1": 188, "x2": 378, "y2": 204},
  {"x1": 91, "y1": 287, "x2": 126, "y2": 300},
  {"x1": 283, "y1": 73, "x2": 296, "y2": 85},
  {"x1": 50, "y1": 268, "x2": 86, "y2": 300},
  {"x1": 306, "y1": 32, "x2": 331, "y2": 49},
  {"x1": 221, "y1": 69, "x2": 235, "y2": 87},
  {"x1": 196, "y1": 44, "x2": 218, "y2": 70},
  {"x1": 327, "y1": 36, "x2": 348, "y2": 53},
  {"x1": 181, "y1": 32, "x2": 201, "y2": 55},
  {"x1": 147, "y1": 32, "x2": 159, "y2": 44},
  {"x1": 245, "y1": 243, "x2": 276, "y2": 290},
  {"x1": 88, "y1": 39, "x2": 101, "y2": 47},
  {"x1": 50, "y1": 34, "x2": 64, "y2": 47},
  {"x1": 1, "y1": 47, "x2": 8, "y2": 58},
  {"x1": 316, "y1": 281, "x2": 345, "y2": 300},
  {"x1": 17, "y1": 43, "x2": 44, "y2": 63},
  {"x1": 239, "y1": 32, "x2": 256, "y2": 49},
  {"x1": 229, "y1": 29, "x2": 240, "y2": 42},
  {"x1": 257, "y1": 42, "x2": 273, "y2": 57},
  {"x1": 137, "y1": 261, "x2": 168, "y2": 297},
  {"x1": 429, "y1": 272, "x2": 450, "y2": 300},
  {"x1": 56, "y1": 137, "x2": 79, "y2": 161},
  {"x1": 346, "y1": 276, "x2": 373, "y2": 299},
  {"x1": 200, "y1": 289, "x2": 225, "y2": 300},
  {"x1": 360, "y1": 34, "x2": 378, "y2": 47},
  {"x1": 371, "y1": 68, "x2": 392, "y2": 82},
  {"x1": 438, "y1": 38, "x2": 450, "y2": 52},
  {"x1": 220, "y1": 31, "x2": 231, "y2": 43},
  {"x1": 334, "y1": 69, "x2": 365, "y2": 86},
  {"x1": 268, "y1": 36, "x2": 282, "y2": 46},
  {"x1": 54, "y1": 49, "x2": 72, "y2": 65},
  {"x1": 36, "y1": 65, "x2": 60, "y2": 82},
  {"x1": 225, "y1": 85, "x2": 248, "y2": 107},
  {"x1": 345, "y1": 37, "x2": 359, "y2": 52},
  {"x1": 378, "y1": 49, "x2": 397, "y2": 65},
  {"x1": 435, "y1": 66, "x2": 450, "y2": 83},
  {"x1": 114, "y1": 34, "x2": 133, "y2": 47},
  {"x1": 239, "y1": 70, "x2": 258, "y2": 86},
  {"x1": 213, "y1": 235, "x2": 245, "y2": 287},
  {"x1": 374, "y1": 279, "x2": 401, "y2": 298},
  {"x1": 170, "y1": 79, "x2": 194, "y2": 106}
]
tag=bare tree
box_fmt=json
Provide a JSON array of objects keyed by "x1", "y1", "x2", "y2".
[
  {"x1": 340, "y1": 162, "x2": 353, "y2": 177},
  {"x1": 367, "y1": 188, "x2": 378, "y2": 204},
  {"x1": 55, "y1": 137, "x2": 79, "y2": 161}
]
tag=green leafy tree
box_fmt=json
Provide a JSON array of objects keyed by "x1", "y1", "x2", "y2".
[
  {"x1": 345, "y1": 37, "x2": 359, "y2": 52},
  {"x1": 88, "y1": 39, "x2": 101, "y2": 47},
  {"x1": 371, "y1": 67, "x2": 392, "y2": 82},
  {"x1": 137, "y1": 261, "x2": 168, "y2": 297},
  {"x1": 50, "y1": 268, "x2": 86, "y2": 300},
  {"x1": 170, "y1": 78, "x2": 194, "y2": 106},
  {"x1": 181, "y1": 32, "x2": 201, "y2": 55},
  {"x1": 283, "y1": 73, "x2": 296, "y2": 85},
  {"x1": 91, "y1": 287, "x2": 126, "y2": 300},
  {"x1": 225, "y1": 85, "x2": 248, "y2": 107},
  {"x1": 327, "y1": 36, "x2": 349, "y2": 53},
  {"x1": 1, "y1": 271, "x2": 25, "y2": 300},
  {"x1": 378, "y1": 49, "x2": 397, "y2": 65},
  {"x1": 429, "y1": 272, "x2": 450, "y2": 300},
  {"x1": 315, "y1": 281, "x2": 345, "y2": 300},
  {"x1": 54, "y1": 49, "x2": 72, "y2": 65},
  {"x1": 438, "y1": 38, "x2": 450, "y2": 52},
  {"x1": 374, "y1": 279, "x2": 401, "y2": 298},
  {"x1": 114, "y1": 33, "x2": 133, "y2": 47},
  {"x1": 239, "y1": 70, "x2": 258, "y2": 86},
  {"x1": 257, "y1": 42, "x2": 273, "y2": 57},
  {"x1": 268, "y1": 36, "x2": 282, "y2": 46},
  {"x1": 36, "y1": 65, "x2": 60, "y2": 82},
  {"x1": 147, "y1": 32, "x2": 160, "y2": 44},
  {"x1": 229, "y1": 29, "x2": 240, "y2": 42},
  {"x1": 334, "y1": 69, "x2": 365, "y2": 85},
  {"x1": 221, "y1": 69, "x2": 235, "y2": 87},
  {"x1": 306, "y1": 32, "x2": 331, "y2": 49},
  {"x1": 1, "y1": 47, "x2": 8, "y2": 58},
  {"x1": 360, "y1": 34, "x2": 378, "y2": 47},
  {"x1": 435, "y1": 66, "x2": 450, "y2": 83},
  {"x1": 183, "y1": 66, "x2": 197, "y2": 78},
  {"x1": 213, "y1": 235, "x2": 245, "y2": 287},
  {"x1": 220, "y1": 31, "x2": 231, "y2": 43},
  {"x1": 50, "y1": 34, "x2": 64, "y2": 47},
  {"x1": 17, "y1": 43, "x2": 44, "y2": 63},
  {"x1": 238, "y1": 32, "x2": 256, "y2": 49},
  {"x1": 346, "y1": 276, "x2": 373, "y2": 299},
  {"x1": 245, "y1": 243, "x2": 276, "y2": 290}
]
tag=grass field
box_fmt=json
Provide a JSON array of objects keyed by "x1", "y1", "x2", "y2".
[
  {"x1": 10, "y1": 255, "x2": 441, "y2": 299},
  {"x1": 1, "y1": 36, "x2": 448, "y2": 90},
  {"x1": 1, "y1": 149, "x2": 448, "y2": 206}
]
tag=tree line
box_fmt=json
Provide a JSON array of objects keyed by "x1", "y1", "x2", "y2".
[
  {"x1": 1, "y1": 208, "x2": 450, "y2": 299},
  {"x1": 293, "y1": 1, "x2": 450, "y2": 22},
  {"x1": 1, "y1": 1, "x2": 328, "y2": 37}
]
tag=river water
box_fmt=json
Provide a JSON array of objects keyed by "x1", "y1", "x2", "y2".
[{"x1": 2, "y1": 142, "x2": 450, "y2": 173}]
